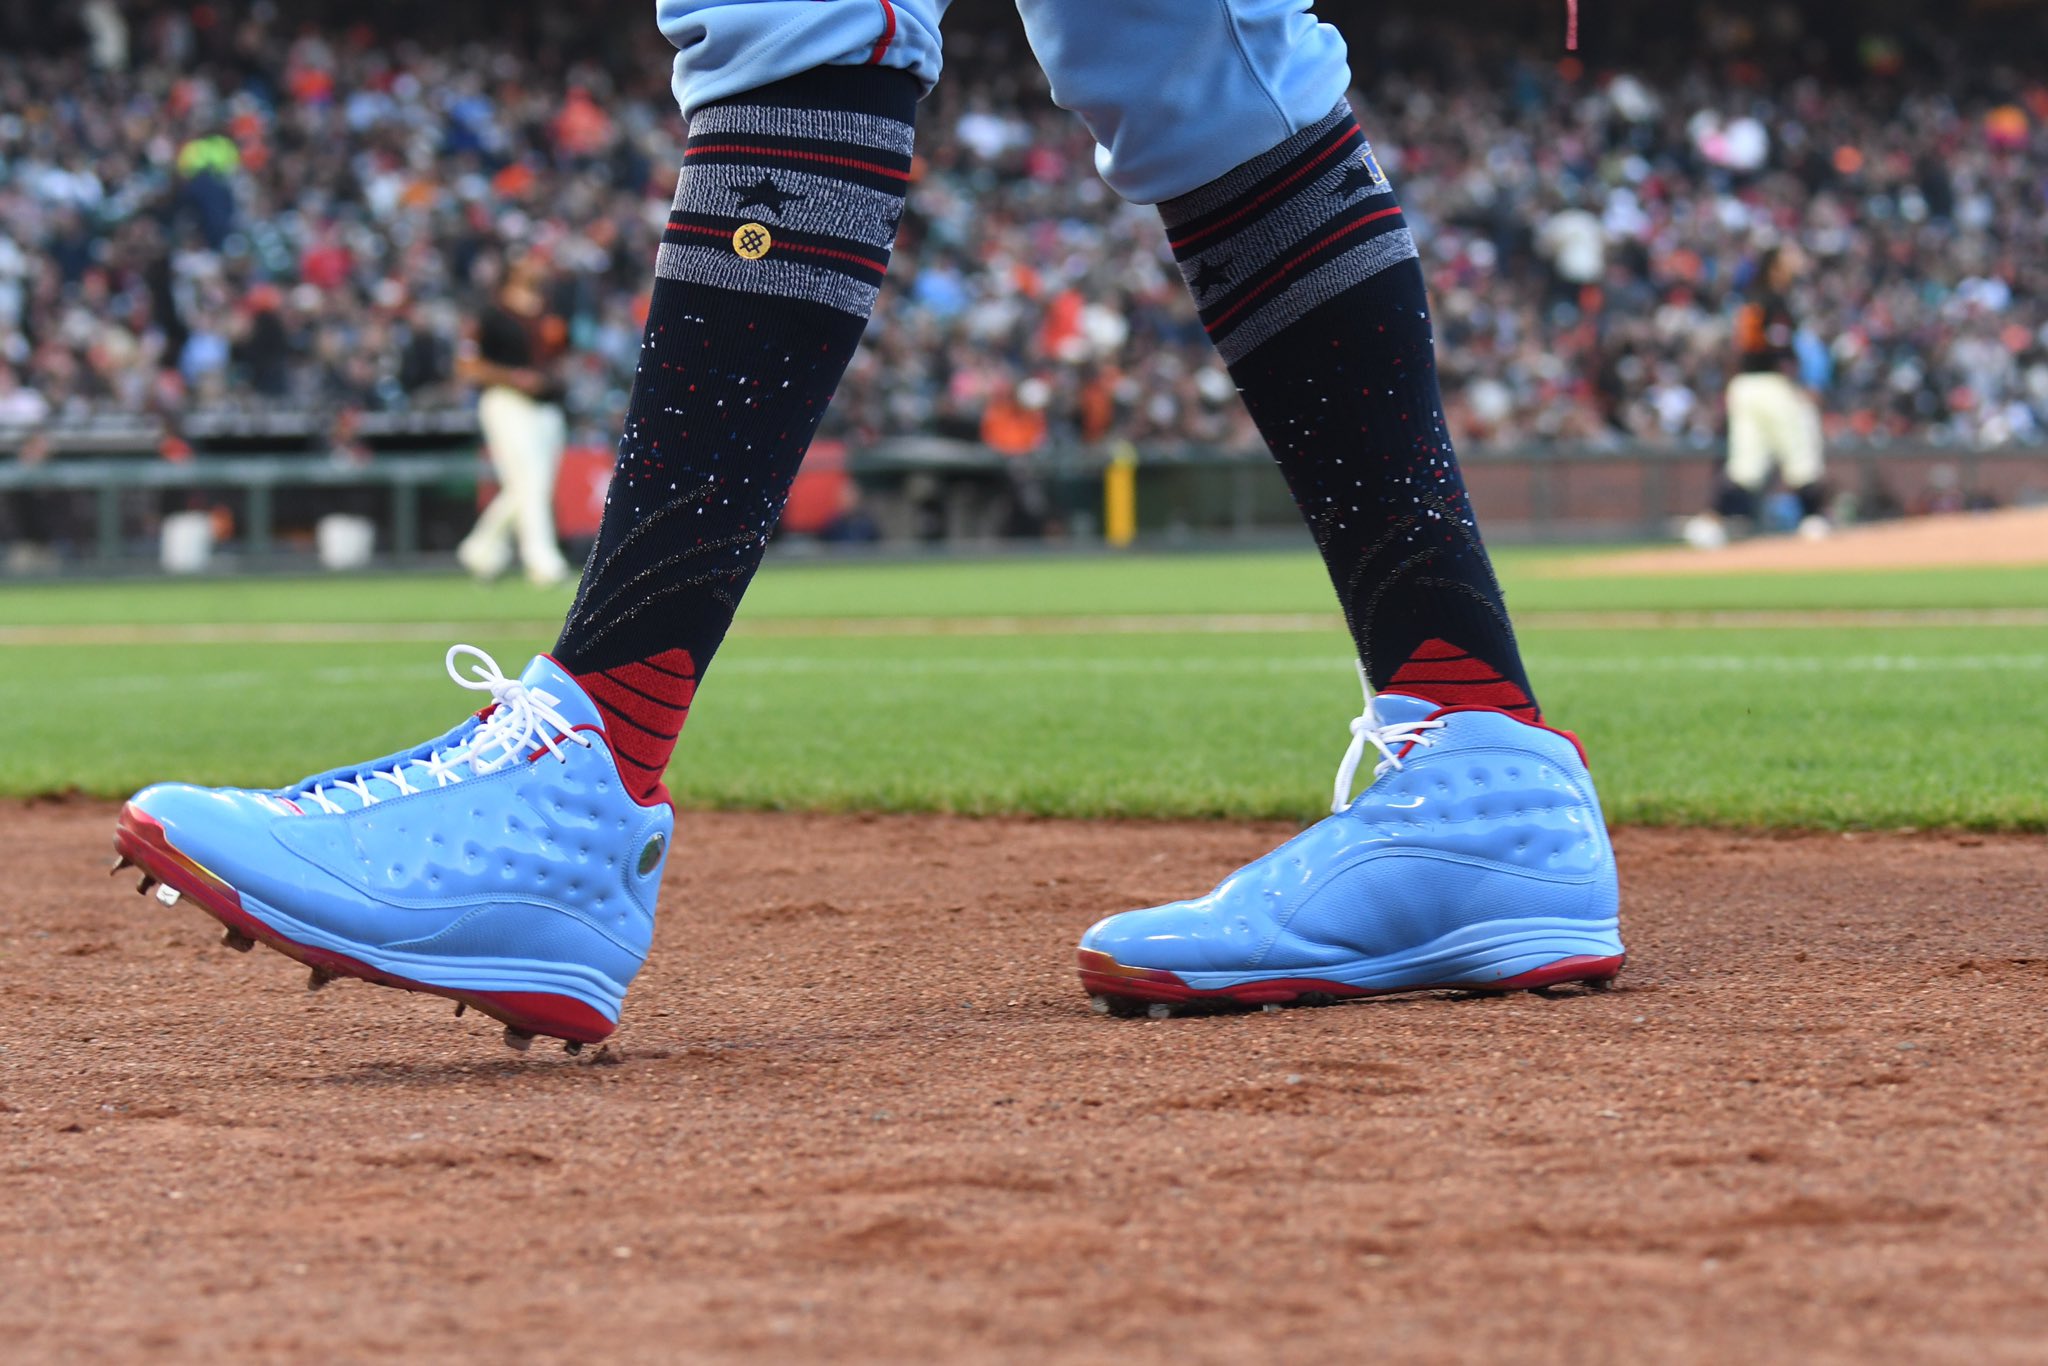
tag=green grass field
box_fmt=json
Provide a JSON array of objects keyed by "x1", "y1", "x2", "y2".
[{"x1": 4, "y1": 550, "x2": 2044, "y2": 828}]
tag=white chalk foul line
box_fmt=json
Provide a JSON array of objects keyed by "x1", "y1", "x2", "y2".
[
  {"x1": 713, "y1": 653, "x2": 2048, "y2": 678},
  {"x1": 15, "y1": 653, "x2": 2047, "y2": 697},
  {"x1": 2, "y1": 607, "x2": 2045, "y2": 647}
]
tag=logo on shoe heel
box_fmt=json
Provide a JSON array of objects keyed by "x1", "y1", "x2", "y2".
[{"x1": 638, "y1": 834, "x2": 665, "y2": 877}]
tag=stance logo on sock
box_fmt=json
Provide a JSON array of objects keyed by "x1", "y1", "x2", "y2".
[
  {"x1": 574, "y1": 649, "x2": 699, "y2": 805},
  {"x1": 1385, "y1": 640, "x2": 1538, "y2": 719},
  {"x1": 733, "y1": 223, "x2": 773, "y2": 259}
]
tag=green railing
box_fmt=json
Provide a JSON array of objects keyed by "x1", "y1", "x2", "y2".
[
  {"x1": 0, "y1": 453, "x2": 483, "y2": 561},
  {"x1": 1, "y1": 439, "x2": 2043, "y2": 569}
]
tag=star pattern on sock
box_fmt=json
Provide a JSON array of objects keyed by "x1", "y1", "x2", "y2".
[
  {"x1": 1331, "y1": 162, "x2": 1382, "y2": 200},
  {"x1": 729, "y1": 173, "x2": 805, "y2": 217},
  {"x1": 1187, "y1": 256, "x2": 1233, "y2": 297}
]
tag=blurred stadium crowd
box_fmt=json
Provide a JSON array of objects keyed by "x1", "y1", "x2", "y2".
[{"x1": 1, "y1": 0, "x2": 2044, "y2": 457}]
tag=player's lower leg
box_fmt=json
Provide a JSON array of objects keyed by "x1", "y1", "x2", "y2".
[
  {"x1": 115, "y1": 65, "x2": 918, "y2": 1046},
  {"x1": 552, "y1": 65, "x2": 917, "y2": 802},
  {"x1": 1080, "y1": 104, "x2": 1622, "y2": 1013},
  {"x1": 1794, "y1": 482, "x2": 1831, "y2": 538}
]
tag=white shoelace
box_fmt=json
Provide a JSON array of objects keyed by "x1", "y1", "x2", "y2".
[
  {"x1": 302, "y1": 644, "x2": 591, "y2": 815},
  {"x1": 1330, "y1": 661, "x2": 1446, "y2": 814}
]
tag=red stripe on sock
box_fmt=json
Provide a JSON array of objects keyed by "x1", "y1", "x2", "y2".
[
  {"x1": 572, "y1": 650, "x2": 697, "y2": 805},
  {"x1": 1168, "y1": 126, "x2": 1360, "y2": 252},
  {"x1": 682, "y1": 143, "x2": 911, "y2": 181},
  {"x1": 1203, "y1": 206, "x2": 1404, "y2": 333},
  {"x1": 1389, "y1": 657, "x2": 1511, "y2": 683},
  {"x1": 610, "y1": 746, "x2": 668, "y2": 777},
  {"x1": 665, "y1": 222, "x2": 888, "y2": 273},
  {"x1": 610, "y1": 736, "x2": 673, "y2": 772},
  {"x1": 1386, "y1": 638, "x2": 1538, "y2": 719},
  {"x1": 626, "y1": 649, "x2": 696, "y2": 681},
  {"x1": 608, "y1": 654, "x2": 700, "y2": 699},
  {"x1": 584, "y1": 679, "x2": 683, "y2": 742}
]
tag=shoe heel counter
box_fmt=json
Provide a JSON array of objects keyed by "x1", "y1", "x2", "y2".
[
  {"x1": 1559, "y1": 751, "x2": 1620, "y2": 925},
  {"x1": 1579, "y1": 819, "x2": 1621, "y2": 923},
  {"x1": 620, "y1": 806, "x2": 673, "y2": 932}
]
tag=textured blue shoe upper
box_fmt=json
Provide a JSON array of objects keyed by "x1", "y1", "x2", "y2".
[
  {"x1": 130, "y1": 654, "x2": 672, "y2": 1012},
  {"x1": 1080, "y1": 693, "x2": 1620, "y2": 979}
]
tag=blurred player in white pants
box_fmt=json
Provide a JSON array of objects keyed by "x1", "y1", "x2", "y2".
[
  {"x1": 456, "y1": 254, "x2": 574, "y2": 587},
  {"x1": 1687, "y1": 244, "x2": 1828, "y2": 548}
]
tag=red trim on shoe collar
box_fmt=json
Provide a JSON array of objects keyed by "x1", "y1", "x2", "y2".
[{"x1": 1376, "y1": 692, "x2": 1592, "y2": 769}]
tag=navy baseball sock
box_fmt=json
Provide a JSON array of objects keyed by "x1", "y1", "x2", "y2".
[
  {"x1": 553, "y1": 67, "x2": 916, "y2": 801},
  {"x1": 1163, "y1": 104, "x2": 1539, "y2": 719}
]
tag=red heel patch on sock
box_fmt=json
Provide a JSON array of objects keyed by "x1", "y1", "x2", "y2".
[
  {"x1": 574, "y1": 649, "x2": 697, "y2": 806},
  {"x1": 1385, "y1": 639, "x2": 1539, "y2": 720}
]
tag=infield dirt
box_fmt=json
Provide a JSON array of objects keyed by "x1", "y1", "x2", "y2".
[
  {"x1": 1554, "y1": 503, "x2": 2048, "y2": 576},
  {"x1": 5, "y1": 802, "x2": 2046, "y2": 1363}
]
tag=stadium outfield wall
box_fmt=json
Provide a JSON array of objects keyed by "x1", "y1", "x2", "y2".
[{"x1": 2, "y1": 435, "x2": 2042, "y2": 572}]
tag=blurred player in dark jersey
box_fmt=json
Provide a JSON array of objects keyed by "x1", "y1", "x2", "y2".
[
  {"x1": 455, "y1": 252, "x2": 574, "y2": 587},
  {"x1": 1686, "y1": 244, "x2": 1828, "y2": 548}
]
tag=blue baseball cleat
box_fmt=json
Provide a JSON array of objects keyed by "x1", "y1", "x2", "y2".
[
  {"x1": 1077, "y1": 685, "x2": 1624, "y2": 1016},
  {"x1": 113, "y1": 647, "x2": 672, "y2": 1050}
]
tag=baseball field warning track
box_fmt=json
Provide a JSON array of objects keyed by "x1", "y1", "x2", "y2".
[{"x1": 5, "y1": 803, "x2": 2046, "y2": 1362}]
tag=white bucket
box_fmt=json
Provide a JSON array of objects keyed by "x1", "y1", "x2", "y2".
[
  {"x1": 316, "y1": 513, "x2": 377, "y2": 570},
  {"x1": 160, "y1": 510, "x2": 215, "y2": 573}
]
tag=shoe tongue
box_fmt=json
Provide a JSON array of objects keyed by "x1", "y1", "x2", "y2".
[
  {"x1": 519, "y1": 654, "x2": 602, "y2": 732},
  {"x1": 1370, "y1": 691, "x2": 1442, "y2": 727}
]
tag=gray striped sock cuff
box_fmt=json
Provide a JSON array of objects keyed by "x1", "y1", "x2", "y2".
[
  {"x1": 1159, "y1": 102, "x2": 1355, "y2": 229},
  {"x1": 654, "y1": 89, "x2": 912, "y2": 317},
  {"x1": 686, "y1": 103, "x2": 914, "y2": 159},
  {"x1": 1163, "y1": 103, "x2": 1416, "y2": 365}
]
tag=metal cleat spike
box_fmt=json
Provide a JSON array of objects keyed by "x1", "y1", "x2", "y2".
[
  {"x1": 220, "y1": 928, "x2": 255, "y2": 953},
  {"x1": 502, "y1": 1026, "x2": 535, "y2": 1052},
  {"x1": 136, "y1": 873, "x2": 158, "y2": 895},
  {"x1": 109, "y1": 855, "x2": 133, "y2": 875},
  {"x1": 154, "y1": 884, "x2": 182, "y2": 907},
  {"x1": 453, "y1": 1002, "x2": 467, "y2": 1018},
  {"x1": 1146, "y1": 1003, "x2": 1175, "y2": 1021},
  {"x1": 1088, "y1": 995, "x2": 1112, "y2": 1016},
  {"x1": 306, "y1": 967, "x2": 337, "y2": 991},
  {"x1": 1261, "y1": 1003, "x2": 1284, "y2": 1014},
  {"x1": 563, "y1": 1040, "x2": 584, "y2": 1056}
]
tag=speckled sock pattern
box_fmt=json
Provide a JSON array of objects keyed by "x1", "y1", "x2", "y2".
[
  {"x1": 553, "y1": 67, "x2": 917, "y2": 802},
  {"x1": 1164, "y1": 117, "x2": 1538, "y2": 719}
]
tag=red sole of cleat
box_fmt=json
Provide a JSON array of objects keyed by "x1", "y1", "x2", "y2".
[
  {"x1": 1076, "y1": 946, "x2": 1625, "y2": 1009},
  {"x1": 114, "y1": 803, "x2": 616, "y2": 1045}
]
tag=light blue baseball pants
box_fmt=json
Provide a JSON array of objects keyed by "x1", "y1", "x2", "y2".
[{"x1": 654, "y1": 0, "x2": 1352, "y2": 204}]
